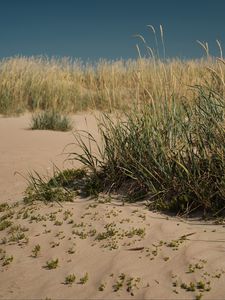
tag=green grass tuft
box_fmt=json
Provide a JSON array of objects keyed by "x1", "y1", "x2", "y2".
[
  {"x1": 30, "y1": 110, "x2": 72, "y2": 131},
  {"x1": 69, "y1": 84, "x2": 225, "y2": 216},
  {"x1": 44, "y1": 258, "x2": 59, "y2": 270},
  {"x1": 65, "y1": 274, "x2": 76, "y2": 285}
]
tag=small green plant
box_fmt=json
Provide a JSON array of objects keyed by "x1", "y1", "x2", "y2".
[
  {"x1": 196, "y1": 293, "x2": 203, "y2": 300},
  {"x1": 196, "y1": 281, "x2": 205, "y2": 290},
  {"x1": 24, "y1": 170, "x2": 74, "y2": 204},
  {"x1": 187, "y1": 282, "x2": 196, "y2": 292},
  {"x1": 187, "y1": 260, "x2": 206, "y2": 273},
  {"x1": 23, "y1": 168, "x2": 93, "y2": 204},
  {"x1": 0, "y1": 210, "x2": 14, "y2": 222},
  {"x1": 65, "y1": 274, "x2": 76, "y2": 285},
  {"x1": 7, "y1": 225, "x2": 28, "y2": 243},
  {"x1": 79, "y1": 272, "x2": 89, "y2": 284},
  {"x1": 125, "y1": 227, "x2": 146, "y2": 238},
  {"x1": 0, "y1": 203, "x2": 9, "y2": 212},
  {"x1": 44, "y1": 258, "x2": 59, "y2": 269},
  {"x1": 126, "y1": 276, "x2": 141, "y2": 295},
  {"x1": 54, "y1": 220, "x2": 63, "y2": 226},
  {"x1": 0, "y1": 220, "x2": 12, "y2": 231},
  {"x1": 163, "y1": 256, "x2": 170, "y2": 261},
  {"x1": 0, "y1": 248, "x2": 6, "y2": 260},
  {"x1": 1, "y1": 237, "x2": 7, "y2": 244},
  {"x1": 98, "y1": 282, "x2": 106, "y2": 291},
  {"x1": 2, "y1": 255, "x2": 13, "y2": 266},
  {"x1": 72, "y1": 230, "x2": 87, "y2": 239},
  {"x1": 95, "y1": 223, "x2": 118, "y2": 241},
  {"x1": 50, "y1": 241, "x2": 60, "y2": 248},
  {"x1": 32, "y1": 244, "x2": 41, "y2": 257},
  {"x1": 113, "y1": 273, "x2": 126, "y2": 292},
  {"x1": 63, "y1": 209, "x2": 73, "y2": 221},
  {"x1": 31, "y1": 110, "x2": 72, "y2": 131},
  {"x1": 67, "y1": 247, "x2": 75, "y2": 254}
]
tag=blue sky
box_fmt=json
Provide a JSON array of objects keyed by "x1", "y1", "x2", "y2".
[{"x1": 0, "y1": 0, "x2": 224, "y2": 60}]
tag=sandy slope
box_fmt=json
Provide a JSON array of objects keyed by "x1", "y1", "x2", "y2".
[
  {"x1": 0, "y1": 113, "x2": 99, "y2": 203},
  {"x1": 1, "y1": 114, "x2": 225, "y2": 300}
]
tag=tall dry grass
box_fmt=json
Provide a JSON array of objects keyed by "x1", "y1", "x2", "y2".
[{"x1": 0, "y1": 55, "x2": 224, "y2": 115}]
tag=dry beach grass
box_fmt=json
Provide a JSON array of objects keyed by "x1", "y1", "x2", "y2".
[{"x1": 0, "y1": 55, "x2": 224, "y2": 115}]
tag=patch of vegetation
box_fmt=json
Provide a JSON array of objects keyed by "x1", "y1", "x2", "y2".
[
  {"x1": 31, "y1": 244, "x2": 41, "y2": 258},
  {"x1": 67, "y1": 82, "x2": 225, "y2": 216},
  {"x1": 126, "y1": 276, "x2": 141, "y2": 296},
  {"x1": 48, "y1": 168, "x2": 86, "y2": 188},
  {"x1": 0, "y1": 203, "x2": 9, "y2": 212},
  {"x1": 24, "y1": 170, "x2": 75, "y2": 204},
  {"x1": 67, "y1": 247, "x2": 75, "y2": 254},
  {"x1": 79, "y1": 272, "x2": 89, "y2": 284},
  {"x1": 187, "y1": 260, "x2": 207, "y2": 273},
  {"x1": 65, "y1": 274, "x2": 76, "y2": 285},
  {"x1": 23, "y1": 167, "x2": 104, "y2": 204},
  {"x1": 7, "y1": 225, "x2": 29, "y2": 243},
  {"x1": 0, "y1": 210, "x2": 14, "y2": 221},
  {"x1": 0, "y1": 220, "x2": 12, "y2": 231},
  {"x1": 30, "y1": 110, "x2": 72, "y2": 131},
  {"x1": 125, "y1": 227, "x2": 145, "y2": 238},
  {"x1": 2, "y1": 254, "x2": 14, "y2": 266},
  {"x1": 63, "y1": 209, "x2": 73, "y2": 221},
  {"x1": 113, "y1": 273, "x2": 126, "y2": 292},
  {"x1": 180, "y1": 280, "x2": 211, "y2": 293},
  {"x1": 98, "y1": 282, "x2": 106, "y2": 291},
  {"x1": 72, "y1": 230, "x2": 87, "y2": 239},
  {"x1": 17, "y1": 29, "x2": 225, "y2": 217},
  {"x1": 54, "y1": 220, "x2": 63, "y2": 226},
  {"x1": 95, "y1": 223, "x2": 118, "y2": 241},
  {"x1": 195, "y1": 293, "x2": 203, "y2": 300},
  {"x1": 44, "y1": 258, "x2": 59, "y2": 270}
]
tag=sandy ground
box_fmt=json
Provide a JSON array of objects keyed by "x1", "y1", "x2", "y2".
[
  {"x1": 1, "y1": 114, "x2": 225, "y2": 300},
  {"x1": 0, "y1": 113, "x2": 99, "y2": 203}
]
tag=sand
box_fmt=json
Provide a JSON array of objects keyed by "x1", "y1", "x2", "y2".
[{"x1": 1, "y1": 114, "x2": 225, "y2": 300}]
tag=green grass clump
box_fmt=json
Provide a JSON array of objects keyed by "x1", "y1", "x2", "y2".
[
  {"x1": 31, "y1": 244, "x2": 41, "y2": 258},
  {"x1": 65, "y1": 274, "x2": 76, "y2": 285},
  {"x1": 48, "y1": 168, "x2": 86, "y2": 189},
  {"x1": 23, "y1": 166, "x2": 104, "y2": 204},
  {"x1": 70, "y1": 83, "x2": 225, "y2": 216},
  {"x1": 24, "y1": 169, "x2": 75, "y2": 204},
  {"x1": 2, "y1": 255, "x2": 13, "y2": 266},
  {"x1": 24, "y1": 83, "x2": 225, "y2": 216},
  {"x1": 44, "y1": 258, "x2": 59, "y2": 269},
  {"x1": 0, "y1": 203, "x2": 9, "y2": 213},
  {"x1": 113, "y1": 273, "x2": 126, "y2": 292},
  {"x1": 0, "y1": 220, "x2": 12, "y2": 231},
  {"x1": 30, "y1": 110, "x2": 72, "y2": 131},
  {"x1": 79, "y1": 272, "x2": 89, "y2": 284}
]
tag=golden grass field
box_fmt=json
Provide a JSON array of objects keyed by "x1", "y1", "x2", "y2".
[{"x1": 0, "y1": 55, "x2": 224, "y2": 115}]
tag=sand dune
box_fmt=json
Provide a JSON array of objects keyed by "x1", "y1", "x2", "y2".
[
  {"x1": 1, "y1": 114, "x2": 225, "y2": 299},
  {"x1": 0, "y1": 113, "x2": 99, "y2": 203}
]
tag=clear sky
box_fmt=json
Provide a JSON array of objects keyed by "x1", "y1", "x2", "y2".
[{"x1": 0, "y1": 0, "x2": 224, "y2": 61}]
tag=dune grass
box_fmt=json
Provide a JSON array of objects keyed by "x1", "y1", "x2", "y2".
[
  {"x1": 68, "y1": 59, "x2": 225, "y2": 216},
  {"x1": 24, "y1": 79, "x2": 225, "y2": 216},
  {"x1": 22, "y1": 55, "x2": 225, "y2": 216},
  {"x1": 30, "y1": 110, "x2": 72, "y2": 131},
  {"x1": 0, "y1": 25, "x2": 224, "y2": 116},
  {"x1": 0, "y1": 55, "x2": 224, "y2": 115},
  {"x1": 19, "y1": 27, "x2": 225, "y2": 216}
]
